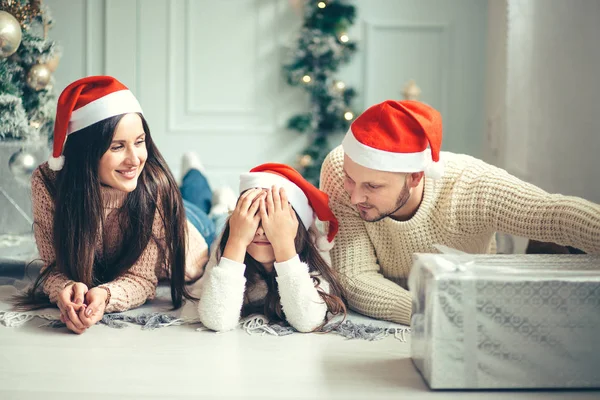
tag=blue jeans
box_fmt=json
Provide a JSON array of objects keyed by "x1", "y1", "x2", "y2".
[{"x1": 181, "y1": 169, "x2": 217, "y2": 247}]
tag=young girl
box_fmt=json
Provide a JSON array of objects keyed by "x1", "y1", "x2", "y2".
[
  {"x1": 197, "y1": 163, "x2": 346, "y2": 333},
  {"x1": 18, "y1": 76, "x2": 215, "y2": 334}
]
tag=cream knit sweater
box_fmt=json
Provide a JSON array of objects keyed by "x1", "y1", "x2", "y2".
[
  {"x1": 321, "y1": 146, "x2": 600, "y2": 325},
  {"x1": 31, "y1": 163, "x2": 209, "y2": 313}
]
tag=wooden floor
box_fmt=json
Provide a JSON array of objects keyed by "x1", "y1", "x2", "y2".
[
  {"x1": 1, "y1": 318, "x2": 599, "y2": 400},
  {"x1": 1, "y1": 248, "x2": 598, "y2": 399}
]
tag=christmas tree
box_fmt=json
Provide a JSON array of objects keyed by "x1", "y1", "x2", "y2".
[
  {"x1": 0, "y1": 0, "x2": 60, "y2": 142},
  {"x1": 283, "y1": 0, "x2": 357, "y2": 185},
  {"x1": 0, "y1": 1, "x2": 60, "y2": 247}
]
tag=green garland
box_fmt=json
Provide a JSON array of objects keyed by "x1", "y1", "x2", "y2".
[{"x1": 283, "y1": 0, "x2": 358, "y2": 185}]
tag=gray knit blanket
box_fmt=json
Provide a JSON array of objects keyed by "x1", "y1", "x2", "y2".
[{"x1": 0, "y1": 280, "x2": 410, "y2": 341}]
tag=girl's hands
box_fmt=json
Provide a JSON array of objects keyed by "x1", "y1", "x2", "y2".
[
  {"x1": 223, "y1": 188, "x2": 266, "y2": 263},
  {"x1": 260, "y1": 186, "x2": 298, "y2": 262}
]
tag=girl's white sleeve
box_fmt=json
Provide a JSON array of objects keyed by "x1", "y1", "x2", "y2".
[
  {"x1": 197, "y1": 257, "x2": 247, "y2": 332},
  {"x1": 274, "y1": 255, "x2": 329, "y2": 333}
]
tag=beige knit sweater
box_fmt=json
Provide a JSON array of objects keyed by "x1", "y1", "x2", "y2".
[
  {"x1": 321, "y1": 145, "x2": 600, "y2": 325},
  {"x1": 31, "y1": 163, "x2": 209, "y2": 313}
]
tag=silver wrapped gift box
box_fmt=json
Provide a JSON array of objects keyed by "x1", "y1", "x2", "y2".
[{"x1": 409, "y1": 253, "x2": 600, "y2": 389}]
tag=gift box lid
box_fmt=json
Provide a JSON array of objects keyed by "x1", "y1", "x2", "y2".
[{"x1": 409, "y1": 254, "x2": 600, "y2": 288}]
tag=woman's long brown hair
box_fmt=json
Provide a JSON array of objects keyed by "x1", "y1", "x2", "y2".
[
  {"x1": 216, "y1": 214, "x2": 347, "y2": 330},
  {"x1": 15, "y1": 113, "x2": 193, "y2": 310}
]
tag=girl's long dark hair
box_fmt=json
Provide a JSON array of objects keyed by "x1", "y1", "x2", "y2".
[
  {"x1": 16, "y1": 113, "x2": 193, "y2": 309},
  {"x1": 216, "y1": 214, "x2": 347, "y2": 330}
]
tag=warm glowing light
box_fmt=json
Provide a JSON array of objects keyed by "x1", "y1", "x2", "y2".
[
  {"x1": 302, "y1": 75, "x2": 312, "y2": 83},
  {"x1": 317, "y1": 2, "x2": 326, "y2": 9},
  {"x1": 339, "y1": 34, "x2": 349, "y2": 43},
  {"x1": 344, "y1": 111, "x2": 354, "y2": 120},
  {"x1": 335, "y1": 81, "x2": 346, "y2": 90}
]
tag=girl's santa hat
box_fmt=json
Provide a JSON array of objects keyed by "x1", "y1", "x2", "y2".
[
  {"x1": 49, "y1": 75, "x2": 143, "y2": 171},
  {"x1": 342, "y1": 100, "x2": 444, "y2": 179},
  {"x1": 239, "y1": 163, "x2": 338, "y2": 252}
]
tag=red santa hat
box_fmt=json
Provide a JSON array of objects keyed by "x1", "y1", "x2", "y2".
[
  {"x1": 342, "y1": 100, "x2": 444, "y2": 179},
  {"x1": 239, "y1": 163, "x2": 338, "y2": 251},
  {"x1": 48, "y1": 75, "x2": 143, "y2": 171}
]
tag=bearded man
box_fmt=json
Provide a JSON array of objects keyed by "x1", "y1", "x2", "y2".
[{"x1": 320, "y1": 100, "x2": 600, "y2": 325}]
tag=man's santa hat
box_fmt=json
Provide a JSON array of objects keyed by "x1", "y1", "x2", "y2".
[
  {"x1": 342, "y1": 100, "x2": 444, "y2": 179},
  {"x1": 239, "y1": 163, "x2": 338, "y2": 252},
  {"x1": 48, "y1": 75, "x2": 143, "y2": 171}
]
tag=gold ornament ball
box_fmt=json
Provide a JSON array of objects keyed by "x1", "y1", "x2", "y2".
[
  {"x1": 0, "y1": 11, "x2": 22, "y2": 58},
  {"x1": 27, "y1": 64, "x2": 52, "y2": 91}
]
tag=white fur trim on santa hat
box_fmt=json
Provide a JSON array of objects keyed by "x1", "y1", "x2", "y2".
[
  {"x1": 342, "y1": 128, "x2": 440, "y2": 174},
  {"x1": 48, "y1": 155, "x2": 65, "y2": 171},
  {"x1": 67, "y1": 90, "x2": 143, "y2": 136},
  {"x1": 239, "y1": 172, "x2": 315, "y2": 230},
  {"x1": 315, "y1": 235, "x2": 334, "y2": 252}
]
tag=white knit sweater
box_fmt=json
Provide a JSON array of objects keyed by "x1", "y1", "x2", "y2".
[
  {"x1": 197, "y1": 253, "x2": 329, "y2": 333},
  {"x1": 321, "y1": 145, "x2": 600, "y2": 325}
]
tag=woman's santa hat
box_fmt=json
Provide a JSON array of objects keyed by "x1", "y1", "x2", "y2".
[
  {"x1": 239, "y1": 163, "x2": 338, "y2": 251},
  {"x1": 48, "y1": 75, "x2": 143, "y2": 171},
  {"x1": 342, "y1": 100, "x2": 444, "y2": 179}
]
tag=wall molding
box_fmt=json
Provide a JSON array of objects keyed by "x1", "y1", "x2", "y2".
[
  {"x1": 167, "y1": 0, "x2": 278, "y2": 133},
  {"x1": 361, "y1": 20, "x2": 452, "y2": 119},
  {"x1": 85, "y1": 0, "x2": 106, "y2": 77}
]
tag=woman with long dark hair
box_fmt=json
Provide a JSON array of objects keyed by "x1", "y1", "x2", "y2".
[
  {"x1": 197, "y1": 163, "x2": 346, "y2": 332},
  {"x1": 17, "y1": 76, "x2": 214, "y2": 334}
]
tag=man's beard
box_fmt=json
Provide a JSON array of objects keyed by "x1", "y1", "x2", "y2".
[{"x1": 358, "y1": 180, "x2": 411, "y2": 223}]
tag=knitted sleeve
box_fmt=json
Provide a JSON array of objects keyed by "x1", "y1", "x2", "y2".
[
  {"x1": 454, "y1": 159, "x2": 600, "y2": 254},
  {"x1": 197, "y1": 256, "x2": 247, "y2": 332},
  {"x1": 320, "y1": 148, "x2": 413, "y2": 325},
  {"x1": 183, "y1": 219, "x2": 209, "y2": 282},
  {"x1": 274, "y1": 255, "x2": 329, "y2": 333},
  {"x1": 98, "y1": 208, "x2": 165, "y2": 313},
  {"x1": 31, "y1": 166, "x2": 73, "y2": 303}
]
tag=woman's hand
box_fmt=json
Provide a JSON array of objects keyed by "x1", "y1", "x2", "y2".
[
  {"x1": 57, "y1": 282, "x2": 88, "y2": 334},
  {"x1": 260, "y1": 186, "x2": 298, "y2": 262},
  {"x1": 223, "y1": 188, "x2": 265, "y2": 263},
  {"x1": 79, "y1": 287, "x2": 108, "y2": 328}
]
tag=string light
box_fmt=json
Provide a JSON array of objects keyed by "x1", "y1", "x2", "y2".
[
  {"x1": 302, "y1": 75, "x2": 312, "y2": 83},
  {"x1": 344, "y1": 111, "x2": 354, "y2": 120},
  {"x1": 339, "y1": 34, "x2": 349, "y2": 43},
  {"x1": 335, "y1": 81, "x2": 346, "y2": 90},
  {"x1": 317, "y1": 2, "x2": 327, "y2": 9}
]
